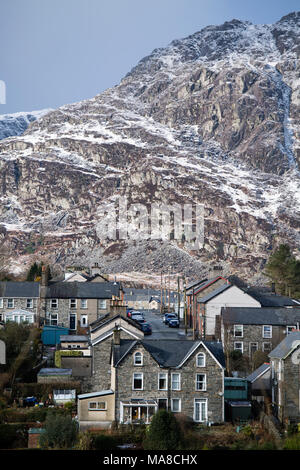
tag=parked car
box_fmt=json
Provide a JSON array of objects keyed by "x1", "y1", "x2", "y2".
[
  {"x1": 163, "y1": 313, "x2": 178, "y2": 324},
  {"x1": 131, "y1": 314, "x2": 145, "y2": 323},
  {"x1": 140, "y1": 322, "x2": 152, "y2": 335},
  {"x1": 126, "y1": 308, "x2": 134, "y2": 317},
  {"x1": 168, "y1": 318, "x2": 180, "y2": 328}
]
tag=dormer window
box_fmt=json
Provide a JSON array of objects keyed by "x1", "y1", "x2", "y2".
[{"x1": 134, "y1": 351, "x2": 143, "y2": 366}]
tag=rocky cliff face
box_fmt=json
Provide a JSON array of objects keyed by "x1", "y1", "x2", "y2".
[{"x1": 0, "y1": 12, "x2": 299, "y2": 282}]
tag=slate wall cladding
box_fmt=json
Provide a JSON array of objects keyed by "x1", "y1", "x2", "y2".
[{"x1": 115, "y1": 342, "x2": 224, "y2": 423}]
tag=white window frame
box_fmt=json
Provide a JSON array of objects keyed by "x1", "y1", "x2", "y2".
[
  {"x1": 133, "y1": 372, "x2": 143, "y2": 390},
  {"x1": 234, "y1": 342, "x2": 243, "y2": 353},
  {"x1": 194, "y1": 398, "x2": 208, "y2": 422},
  {"x1": 158, "y1": 372, "x2": 168, "y2": 390},
  {"x1": 26, "y1": 298, "x2": 33, "y2": 309},
  {"x1": 0, "y1": 298, "x2": 3, "y2": 308},
  {"x1": 80, "y1": 299, "x2": 88, "y2": 309},
  {"x1": 50, "y1": 298, "x2": 58, "y2": 309},
  {"x1": 196, "y1": 352, "x2": 206, "y2": 367},
  {"x1": 80, "y1": 314, "x2": 88, "y2": 327},
  {"x1": 287, "y1": 325, "x2": 296, "y2": 335},
  {"x1": 234, "y1": 324, "x2": 243, "y2": 337},
  {"x1": 7, "y1": 299, "x2": 14, "y2": 309},
  {"x1": 134, "y1": 351, "x2": 143, "y2": 366},
  {"x1": 88, "y1": 401, "x2": 107, "y2": 411},
  {"x1": 249, "y1": 342, "x2": 258, "y2": 355},
  {"x1": 263, "y1": 325, "x2": 272, "y2": 339},
  {"x1": 47, "y1": 312, "x2": 58, "y2": 326},
  {"x1": 171, "y1": 398, "x2": 181, "y2": 413},
  {"x1": 99, "y1": 299, "x2": 106, "y2": 309},
  {"x1": 262, "y1": 342, "x2": 272, "y2": 352},
  {"x1": 196, "y1": 373, "x2": 206, "y2": 391},
  {"x1": 171, "y1": 373, "x2": 181, "y2": 390},
  {"x1": 54, "y1": 389, "x2": 75, "y2": 401},
  {"x1": 70, "y1": 299, "x2": 77, "y2": 309}
]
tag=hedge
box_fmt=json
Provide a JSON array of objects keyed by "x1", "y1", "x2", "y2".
[
  {"x1": 12, "y1": 381, "x2": 82, "y2": 401},
  {"x1": 55, "y1": 350, "x2": 83, "y2": 368}
]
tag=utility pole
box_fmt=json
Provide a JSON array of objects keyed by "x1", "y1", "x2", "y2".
[
  {"x1": 183, "y1": 277, "x2": 187, "y2": 335},
  {"x1": 177, "y1": 276, "x2": 180, "y2": 319},
  {"x1": 168, "y1": 269, "x2": 170, "y2": 313},
  {"x1": 192, "y1": 287, "x2": 196, "y2": 340},
  {"x1": 160, "y1": 271, "x2": 163, "y2": 314}
]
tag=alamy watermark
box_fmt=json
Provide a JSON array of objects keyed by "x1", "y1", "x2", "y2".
[
  {"x1": 0, "y1": 80, "x2": 6, "y2": 104},
  {"x1": 96, "y1": 197, "x2": 204, "y2": 250}
]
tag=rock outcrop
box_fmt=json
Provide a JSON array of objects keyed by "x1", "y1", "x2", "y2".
[{"x1": 0, "y1": 12, "x2": 299, "y2": 282}]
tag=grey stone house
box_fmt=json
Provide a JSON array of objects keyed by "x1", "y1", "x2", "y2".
[
  {"x1": 220, "y1": 307, "x2": 300, "y2": 361},
  {"x1": 42, "y1": 280, "x2": 122, "y2": 331},
  {"x1": 111, "y1": 337, "x2": 225, "y2": 425},
  {"x1": 0, "y1": 281, "x2": 40, "y2": 324},
  {"x1": 82, "y1": 313, "x2": 144, "y2": 393},
  {"x1": 0, "y1": 268, "x2": 123, "y2": 333},
  {"x1": 77, "y1": 332, "x2": 225, "y2": 429},
  {"x1": 269, "y1": 331, "x2": 300, "y2": 425}
]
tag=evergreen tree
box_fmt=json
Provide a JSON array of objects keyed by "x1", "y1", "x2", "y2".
[
  {"x1": 143, "y1": 409, "x2": 182, "y2": 450},
  {"x1": 39, "y1": 413, "x2": 78, "y2": 449},
  {"x1": 264, "y1": 244, "x2": 300, "y2": 298}
]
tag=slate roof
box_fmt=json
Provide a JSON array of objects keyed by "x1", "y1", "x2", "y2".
[
  {"x1": 0, "y1": 281, "x2": 39, "y2": 298},
  {"x1": 60, "y1": 335, "x2": 89, "y2": 342},
  {"x1": 45, "y1": 281, "x2": 120, "y2": 299},
  {"x1": 113, "y1": 339, "x2": 225, "y2": 368},
  {"x1": 90, "y1": 313, "x2": 143, "y2": 334},
  {"x1": 37, "y1": 368, "x2": 72, "y2": 376},
  {"x1": 244, "y1": 288, "x2": 300, "y2": 307},
  {"x1": 268, "y1": 331, "x2": 300, "y2": 359},
  {"x1": 222, "y1": 307, "x2": 300, "y2": 325},
  {"x1": 78, "y1": 390, "x2": 114, "y2": 399},
  {"x1": 123, "y1": 288, "x2": 177, "y2": 302},
  {"x1": 197, "y1": 283, "x2": 232, "y2": 303},
  {"x1": 246, "y1": 363, "x2": 270, "y2": 383},
  {"x1": 186, "y1": 277, "x2": 227, "y2": 294}
]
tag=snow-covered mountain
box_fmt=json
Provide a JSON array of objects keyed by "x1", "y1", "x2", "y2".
[
  {"x1": 0, "y1": 109, "x2": 52, "y2": 140},
  {"x1": 0, "y1": 12, "x2": 299, "y2": 282}
]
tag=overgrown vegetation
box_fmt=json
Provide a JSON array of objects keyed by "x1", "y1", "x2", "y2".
[
  {"x1": 143, "y1": 409, "x2": 183, "y2": 450},
  {"x1": 0, "y1": 322, "x2": 42, "y2": 387},
  {"x1": 39, "y1": 412, "x2": 78, "y2": 449}
]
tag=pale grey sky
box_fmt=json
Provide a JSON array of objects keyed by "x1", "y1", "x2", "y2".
[{"x1": 0, "y1": 0, "x2": 299, "y2": 114}]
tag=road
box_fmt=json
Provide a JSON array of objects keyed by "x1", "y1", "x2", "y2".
[{"x1": 137, "y1": 309, "x2": 190, "y2": 340}]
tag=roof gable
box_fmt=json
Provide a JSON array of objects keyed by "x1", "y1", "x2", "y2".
[{"x1": 113, "y1": 339, "x2": 225, "y2": 369}]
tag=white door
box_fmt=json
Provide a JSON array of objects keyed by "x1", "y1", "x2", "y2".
[{"x1": 194, "y1": 399, "x2": 207, "y2": 422}]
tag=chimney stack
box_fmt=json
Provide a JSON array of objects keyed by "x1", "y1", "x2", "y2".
[
  {"x1": 41, "y1": 265, "x2": 49, "y2": 287},
  {"x1": 113, "y1": 327, "x2": 121, "y2": 346}
]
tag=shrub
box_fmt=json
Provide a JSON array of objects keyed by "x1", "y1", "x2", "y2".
[
  {"x1": 0, "y1": 424, "x2": 27, "y2": 449},
  {"x1": 283, "y1": 434, "x2": 300, "y2": 450},
  {"x1": 92, "y1": 433, "x2": 120, "y2": 450},
  {"x1": 143, "y1": 409, "x2": 183, "y2": 450},
  {"x1": 39, "y1": 413, "x2": 78, "y2": 449}
]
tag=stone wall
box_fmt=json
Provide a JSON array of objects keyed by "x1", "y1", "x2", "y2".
[
  {"x1": 227, "y1": 324, "x2": 285, "y2": 356},
  {"x1": 115, "y1": 342, "x2": 224, "y2": 423}
]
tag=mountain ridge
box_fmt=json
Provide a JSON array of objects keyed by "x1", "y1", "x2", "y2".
[{"x1": 0, "y1": 12, "x2": 299, "y2": 283}]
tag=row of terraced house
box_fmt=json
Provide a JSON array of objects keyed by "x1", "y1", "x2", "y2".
[{"x1": 1, "y1": 269, "x2": 300, "y2": 428}]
